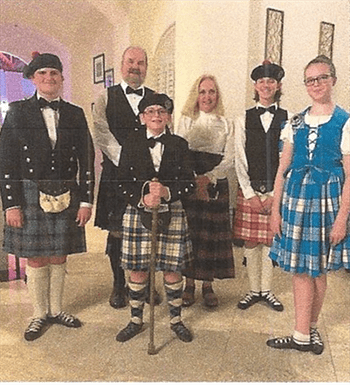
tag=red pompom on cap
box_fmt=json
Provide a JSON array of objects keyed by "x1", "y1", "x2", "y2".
[
  {"x1": 31, "y1": 51, "x2": 40, "y2": 59},
  {"x1": 262, "y1": 59, "x2": 271, "y2": 65}
]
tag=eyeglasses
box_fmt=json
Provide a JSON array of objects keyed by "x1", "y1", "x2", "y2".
[
  {"x1": 304, "y1": 74, "x2": 332, "y2": 87},
  {"x1": 143, "y1": 108, "x2": 168, "y2": 116}
]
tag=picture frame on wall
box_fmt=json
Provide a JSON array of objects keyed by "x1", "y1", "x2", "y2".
[
  {"x1": 93, "y1": 54, "x2": 105, "y2": 84},
  {"x1": 105, "y1": 68, "x2": 114, "y2": 88},
  {"x1": 265, "y1": 8, "x2": 284, "y2": 65},
  {"x1": 318, "y1": 21, "x2": 335, "y2": 59}
]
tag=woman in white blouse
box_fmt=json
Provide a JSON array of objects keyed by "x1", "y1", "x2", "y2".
[{"x1": 175, "y1": 75, "x2": 235, "y2": 308}]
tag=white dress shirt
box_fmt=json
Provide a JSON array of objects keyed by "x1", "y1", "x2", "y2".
[
  {"x1": 92, "y1": 81, "x2": 145, "y2": 167},
  {"x1": 37, "y1": 93, "x2": 59, "y2": 148},
  {"x1": 147, "y1": 130, "x2": 165, "y2": 173},
  {"x1": 138, "y1": 129, "x2": 171, "y2": 209},
  {"x1": 37, "y1": 93, "x2": 91, "y2": 208}
]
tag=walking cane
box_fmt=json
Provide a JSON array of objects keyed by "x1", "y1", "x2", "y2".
[{"x1": 148, "y1": 179, "x2": 159, "y2": 355}]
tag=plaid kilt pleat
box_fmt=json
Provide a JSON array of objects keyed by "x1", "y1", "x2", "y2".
[
  {"x1": 270, "y1": 171, "x2": 350, "y2": 277},
  {"x1": 121, "y1": 201, "x2": 193, "y2": 272},
  {"x1": 3, "y1": 180, "x2": 86, "y2": 258},
  {"x1": 233, "y1": 188, "x2": 273, "y2": 244},
  {"x1": 181, "y1": 179, "x2": 234, "y2": 280}
]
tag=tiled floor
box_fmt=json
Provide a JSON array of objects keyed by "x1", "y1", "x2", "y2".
[{"x1": 0, "y1": 223, "x2": 349, "y2": 382}]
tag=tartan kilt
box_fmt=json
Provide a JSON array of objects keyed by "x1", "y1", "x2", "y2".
[
  {"x1": 270, "y1": 171, "x2": 350, "y2": 277},
  {"x1": 121, "y1": 201, "x2": 193, "y2": 272},
  {"x1": 181, "y1": 178, "x2": 235, "y2": 280},
  {"x1": 233, "y1": 188, "x2": 273, "y2": 244},
  {"x1": 3, "y1": 180, "x2": 86, "y2": 258}
]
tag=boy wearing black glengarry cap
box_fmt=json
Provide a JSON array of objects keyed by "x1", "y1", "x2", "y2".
[
  {"x1": 233, "y1": 60, "x2": 292, "y2": 312},
  {"x1": 115, "y1": 93, "x2": 196, "y2": 343}
]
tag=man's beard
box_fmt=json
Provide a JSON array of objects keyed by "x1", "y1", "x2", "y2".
[{"x1": 126, "y1": 71, "x2": 143, "y2": 87}]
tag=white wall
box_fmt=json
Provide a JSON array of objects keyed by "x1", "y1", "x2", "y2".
[
  {"x1": 260, "y1": 0, "x2": 350, "y2": 113},
  {"x1": 126, "y1": 0, "x2": 252, "y2": 122},
  {"x1": 130, "y1": 0, "x2": 349, "y2": 121},
  {"x1": 1, "y1": 0, "x2": 349, "y2": 123}
]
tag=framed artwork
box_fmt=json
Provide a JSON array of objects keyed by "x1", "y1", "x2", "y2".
[
  {"x1": 104, "y1": 68, "x2": 114, "y2": 88},
  {"x1": 318, "y1": 22, "x2": 335, "y2": 59},
  {"x1": 264, "y1": 8, "x2": 284, "y2": 64},
  {"x1": 93, "y1": 54, "x2": 105, "y2": 84}
]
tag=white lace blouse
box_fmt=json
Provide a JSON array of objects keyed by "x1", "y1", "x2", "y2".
[{"x1": 176, "y1": 111, "x2": 235, "y2": 184}]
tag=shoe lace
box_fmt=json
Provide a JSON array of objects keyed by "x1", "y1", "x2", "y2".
[
  {"x1": 241, "y1": 292, "x2": 258, "y2": 303},
  {"x1": 265, "y1": 292, "x2": 281, "y2": 305},
  {"x1": 27, "y1": 318, "x2": 45, "y2": 332},
  {"x1": 310, "y1": 328, "x2": 323, "y2": 345},
  {"x1": 274, "y1": 336, "x2": 292, "y2": 344},
  {"x1": 57, "y1": 311, "x2": 75, "y2": 323}
]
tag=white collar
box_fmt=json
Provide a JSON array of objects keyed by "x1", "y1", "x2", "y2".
[
  {"x1": 146, "y1": 129, "x2": 166, "y2": 139},
  {"x1": 36, "y1": 93, "x2": 60, "y2": 102},
  {"x1": 121, "y1": 80, "x2": 144, "y2": 93},
  {"x1": 256, "y1": 102, "x2": 278, "y2": 110}
]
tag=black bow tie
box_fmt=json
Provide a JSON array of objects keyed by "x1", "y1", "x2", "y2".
[
  {"x1": 126, "y1": 86, "x2": 143, "y2": 96},
  {"x1": 38, "y1": 98, "x2": 60, "y2": 111},
  {"x1": 147, "y1": 135, "x2": 167, "y2": 148},
  {"x1": 257, "y1": 106, "x2": 276, "y2": 115}
]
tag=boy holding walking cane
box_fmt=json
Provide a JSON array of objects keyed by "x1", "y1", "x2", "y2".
[{"x1": 115, "y1": 93, "x2": 195, "y2": 344}]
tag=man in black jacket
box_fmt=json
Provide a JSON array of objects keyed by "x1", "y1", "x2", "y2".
[
  {"x1": 0, "y1": 52, "x2": 95, "y2": 341},
  {"x1": 92, "y1": 46, "x2": 161, "y2": 308}
]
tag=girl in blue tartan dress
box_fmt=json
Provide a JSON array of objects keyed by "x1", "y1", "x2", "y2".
[{"x1": 267, "y1": 56, "x2": 350, "y2": 355}]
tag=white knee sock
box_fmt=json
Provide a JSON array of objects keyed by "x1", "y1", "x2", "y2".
[
  {"x1": 26, "y1": 264, "x2": 50, "y2": 319},
  {"x1": 261, "y1": 245, "x2": 273, "y2": 295},
  {"x1": 49, "y1": 263, "x2": 66, "y2": 316},
  {"x1": 293, "y1": 330, "x2": 310, "y2": 344},
  {"x1": 245, "y1": 247, "x2": 261, "y2": 294}
]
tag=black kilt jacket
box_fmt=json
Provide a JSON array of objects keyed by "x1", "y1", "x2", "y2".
[
  {"x1": 94, "y1": 84, "x2": 154, "y2": 230},
  {"x1": 0, "y1": 95, "x2": 95, "y2": 211},
  {"x1": 117, "y1": 130, "x2": 196, "y2": 209}
]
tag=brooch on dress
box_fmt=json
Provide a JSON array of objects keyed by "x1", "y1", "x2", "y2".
[{"x1": 290, "y1": 113, "x2": 304, "y2": 131}]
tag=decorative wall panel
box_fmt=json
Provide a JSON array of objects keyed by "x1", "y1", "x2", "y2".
[
  {"x1": 265, "y1": 8, "x2": 284, "y2": 64},
  {"x1": 318, "y1": 22, "x2": 335, "y2": 59}
]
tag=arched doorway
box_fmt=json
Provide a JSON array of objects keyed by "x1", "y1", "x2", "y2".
[
  {"x1": 0, "y1": 52, "x2": 35, "y2": 125},
  {"x1": 153, "y1": 23, "x2": 176, "y2": 101},
  {"x1": 0, "y1": 52, "x2": 32, "y2": 281}
]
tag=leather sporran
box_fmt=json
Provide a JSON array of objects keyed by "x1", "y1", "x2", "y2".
[{"x1": 140, "y1": 204, "x2": 171, "y2": 234}]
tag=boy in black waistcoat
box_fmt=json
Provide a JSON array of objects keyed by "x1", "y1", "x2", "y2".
[{"x1": 233, "y1": 61, "x2": 291, "y2": 311}]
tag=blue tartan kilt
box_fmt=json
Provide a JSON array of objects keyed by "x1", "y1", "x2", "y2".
[
  {"x1": 3, "y1": 180, "x2": 86, "y2": 258},
  {"x1": 121, "y1": 201, "x2": 193, "y2": 272},
  {"x1": 270, "y1": 171, "x2": 350, "y2": 277}
]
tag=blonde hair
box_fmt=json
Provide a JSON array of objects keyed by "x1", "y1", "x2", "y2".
[{"x1": 181, "y1": 75, "x2": 225, "y2": 120}]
